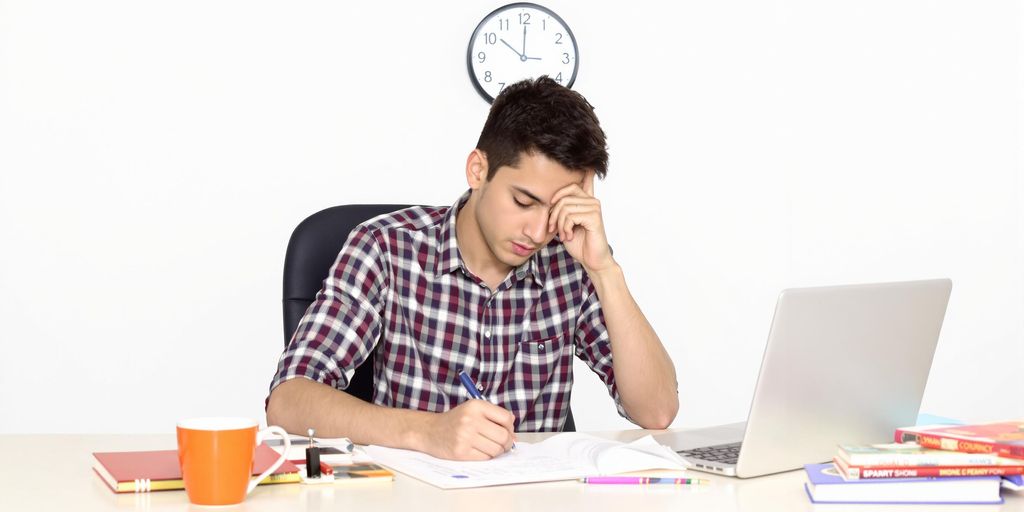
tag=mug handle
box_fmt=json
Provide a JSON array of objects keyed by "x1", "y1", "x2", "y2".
[{"x1": 247, "y1": 426, "x2": 291, "y2": 495}]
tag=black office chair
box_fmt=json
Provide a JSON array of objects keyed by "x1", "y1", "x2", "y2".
[{"x1": 282, "y1": 204, "x2": 575, "y2": 432}]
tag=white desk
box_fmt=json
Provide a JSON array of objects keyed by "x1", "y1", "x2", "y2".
[{"x1": 2, "y1": 430, "x2": 1021, "y2": 512}]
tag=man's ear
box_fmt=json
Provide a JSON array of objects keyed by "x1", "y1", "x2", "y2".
[{"x1": 465, "y1": 149, "x2": 488, "y2": 190}]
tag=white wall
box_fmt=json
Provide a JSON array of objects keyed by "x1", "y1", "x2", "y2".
[{"x1": 1, "y1": 0, "x2": 1021, "y2": 433}]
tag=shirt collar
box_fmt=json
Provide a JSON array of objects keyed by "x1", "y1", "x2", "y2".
[{"x1": 433, "y1": 190, "x2": 546, "y2": 288}]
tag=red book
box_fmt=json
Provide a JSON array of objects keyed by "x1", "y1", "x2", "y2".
[
  {"x1": 92, "y1": 443, "x2": 300, "y2": 493},
  {"x1": 895, "y1": 420, "x2": 1024, "y2": 460},
  {"x1": 834, "y1": 457, "x2": 1024, "y2": 480}
]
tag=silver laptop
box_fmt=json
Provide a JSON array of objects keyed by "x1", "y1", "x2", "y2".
[{"x1": 655, "y1": 279, "x2": 952, "y2": 478}]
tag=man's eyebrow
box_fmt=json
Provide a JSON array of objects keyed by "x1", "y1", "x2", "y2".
[{"x1": 511, "y1": 186, "x2": 548, "y2": 206}]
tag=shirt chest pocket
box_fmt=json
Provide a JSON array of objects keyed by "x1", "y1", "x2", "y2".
[{"x1": 511, "y1": 335, "x2": 566, "y2": 389}]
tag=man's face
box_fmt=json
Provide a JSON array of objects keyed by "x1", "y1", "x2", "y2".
[{"x1": 471, "y1": 151, "x2": 585, "y2": 268}]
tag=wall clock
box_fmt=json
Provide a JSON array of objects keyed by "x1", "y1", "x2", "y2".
[{"x1": 467, "y1": 3, "x2": 579, "y2": 103}]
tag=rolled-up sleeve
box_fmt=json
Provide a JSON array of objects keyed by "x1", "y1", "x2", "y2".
[
  {"x1": 573, "y1": 279, "x2": 631, "y2": 423},
  {"x1": 268, "y1": 224, "x2": 389, "y2": 399}
]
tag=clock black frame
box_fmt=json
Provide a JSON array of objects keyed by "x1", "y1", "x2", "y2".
[{"x1": 466, "y1": 2, "x2": 580, "y2": 104}]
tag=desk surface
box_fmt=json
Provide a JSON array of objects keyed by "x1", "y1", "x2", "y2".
[{"x1": 2, "y1": 430, "x2": 1021, "y2": 512}]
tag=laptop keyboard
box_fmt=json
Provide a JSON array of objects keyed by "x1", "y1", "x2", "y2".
[{"x1": 677, "y1": 442, "x2": 742, "y2": 465}]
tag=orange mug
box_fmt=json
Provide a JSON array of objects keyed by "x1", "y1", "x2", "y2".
[{"x1": 176, "y1": 417, "x2": 291, "y2": 506}]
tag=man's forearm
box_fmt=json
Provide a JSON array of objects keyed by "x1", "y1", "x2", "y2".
[
  {"x1": 266, "y1": 378, "x2": 433, "y2": 450},
  {"x1": 589, "y1": 264, "x2": 678, "y2": 429}
]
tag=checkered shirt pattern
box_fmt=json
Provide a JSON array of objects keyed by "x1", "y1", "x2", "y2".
[{"x1": 269, "y1": 191, "x2": 627, "y2": 432}]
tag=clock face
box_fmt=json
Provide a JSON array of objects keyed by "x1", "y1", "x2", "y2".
[{"x1": 467, "y1": 3, "x2": 579, "y2": 103}]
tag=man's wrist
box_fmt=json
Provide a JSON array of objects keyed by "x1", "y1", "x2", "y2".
[
  {"x1": 587, "y1": 261, "x2": 624, "y2": 290},
  {"x1": 400, "y1": 409, "x2": 434, "y2": 453}
]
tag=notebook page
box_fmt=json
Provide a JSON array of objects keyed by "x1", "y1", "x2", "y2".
[
  {"x1": 365, "y1": 433, "x2": 688, "y2": 489},
  {"x1": 365, "y1": 439, "x2": 594, "y2": 489},
  {"x1": 592, "y1": 435, "x2": 691, "y2": 474}
]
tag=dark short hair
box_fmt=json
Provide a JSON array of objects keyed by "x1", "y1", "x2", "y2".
[{"x1": 476, "y1": 76, "x2": 608, "y2": 180}]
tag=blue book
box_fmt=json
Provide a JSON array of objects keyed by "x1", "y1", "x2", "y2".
[
  {"x1": 1004, "y1": 474, "x2": 1024, "y2": 491},
  {"x1": 804, "y1": 463, "x2": 1003, "y2": 504}
]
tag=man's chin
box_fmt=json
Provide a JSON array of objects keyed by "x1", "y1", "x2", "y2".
[
  {"x1": 498, "y1": 249, "x2": 532, "y2": 268},
  {"x1": 500, "y1": 255, "x2": 529, "y2": 268}
]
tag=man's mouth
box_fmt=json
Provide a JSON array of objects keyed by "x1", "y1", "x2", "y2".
[{"x1": 511, "y1": 242, "x2": 535, "y2": 257}]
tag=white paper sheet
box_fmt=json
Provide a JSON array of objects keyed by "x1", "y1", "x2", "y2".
[{"x1": 365, "y1": 433, "x2": 689, "y2": 489}]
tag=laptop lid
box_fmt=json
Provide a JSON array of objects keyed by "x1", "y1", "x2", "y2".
[{"x1": 661, "y1": 279, "x2": 952, "y2": 478}]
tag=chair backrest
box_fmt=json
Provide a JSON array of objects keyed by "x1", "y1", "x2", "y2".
[
  {"x1": 282, "y1": 204, "x2": 575, "y2": 431},
  {"x1": 283, "y1": 204, "x2": 413, "y2": 403}
]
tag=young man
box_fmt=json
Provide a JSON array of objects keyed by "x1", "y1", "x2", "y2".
[{"x1": 266, "y1": 77, "x2": 677, "y2": 461}]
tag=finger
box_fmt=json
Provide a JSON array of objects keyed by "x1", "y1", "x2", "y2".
[
  {"x1": 548, "y1": 197, "x2": 598, "y2": 233},
  {"x1": 548, "y1": 199, "x2": 569, "y2": 234},
  {"x1": 584, "y1": 170, "x2": 595, "y2": 196},
  {"x1": 473, "y1": 429, "x2": 509, "y2": 458},
  {"x1": 479, "y1": 402, "x2": 517, "y2": 432},
  {"x1": 558, "y1": 207, "x2": 598, "y2": 242},
  {"x1": 478, "y1": 402, "x2": 517, "y2": 448},
  {"x1": 472, "y1": 407, "x2": 513, "y2": 457},
  {"x1": 549, "y1": 182, "x2": 588, "y2": 208},
  {"x1": 477, "y1": 421, "x2": 514, "y2": 455},
  {"x1": 562, "y1": 214, "x2": 576, "y2": 242},
  {"x1": 548, "y1": 185, "x2": 597, "y2": 233},
  {"x1": 450, "y1": 425, "x2": 494, "y2": 461},
  {"x1": 564, "y1": 209, "x2": 599, "y2": 242},
  {"x1": 548, "y1": 199, "x2": 574, "y2": 233},
  {"x1": 465, "y1": 446, "x2": 497, "y2": 461}
]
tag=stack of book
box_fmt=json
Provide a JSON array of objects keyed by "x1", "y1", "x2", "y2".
[
  {"x1": 93, "y1": 439, "x2": 394, "y2": 493},
  {"x1": 92, "y1": 443, "x2": 302, "y2": 493},
  {"x1": 805, "y1": 419, "x2": 1024, "y2": 505}
]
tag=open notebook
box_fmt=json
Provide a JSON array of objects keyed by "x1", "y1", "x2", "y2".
[{"x1": 364, "y1": 433, "x2": 689, "y2": 489}]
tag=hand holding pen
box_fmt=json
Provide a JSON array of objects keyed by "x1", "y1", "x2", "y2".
[
  {"x1": 416, "y1": 371, "x2": 517, "y2": 461},
  {"x1": 458, "y1": 370, "x2": 516, "y2": 450}
]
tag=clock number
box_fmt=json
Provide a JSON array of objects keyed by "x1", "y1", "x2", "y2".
[
  {"x1": 554, "y1": 73, "x2": 563, "y2": 83},
  {"x1": 519, "y1": 13, "x2": 531, "y2": 25},
  {"x1": 542, "y1": 19, "x2": 546, "y2": 31},
  {"x1": 483, "y1": 33, "x2": 497, "y2": 44},
  {"x1": 498, "y1": 82, "x2": 506, "y2": 92},
  {"x1": 562, "y1": 53, "x2": 570, "y2": 64},
  {"x1": 555, "y1": 33, "x2": 563, "y2": 44},
  {"x1": 498, "y1": 18, "x2": 509, "y2": 30},
  {"x1": 484, "y1": 71, "x2": 492, "y2": 82},
  {"x1": 477, "y1": 52, "x2": 486, "y2": 63}
]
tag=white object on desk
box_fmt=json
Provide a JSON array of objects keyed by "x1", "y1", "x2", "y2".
[
  {"x1": 365, "y1": 433, "x2": 689, "y2": 489},
  {"x1": 656, "y1": 279, "x2": 953, "y2": 478},
  {"x1": 266, "y1": 436, "x2": 356, "y2": 465}
]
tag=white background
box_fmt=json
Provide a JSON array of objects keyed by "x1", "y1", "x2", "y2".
[{"x1": 1, "y1": 1, "x2": 1021, "y2": 433}]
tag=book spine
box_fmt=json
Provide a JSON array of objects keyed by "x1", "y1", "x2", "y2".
[
  {"x1": 846, "y1": 465, "x2": 1024, "y2": 479},
  {"x1": 114, "y1": 473, "x2": 299, "y2": 493},
  {"x1": 259, "y1": 472, "x2": 302, "y2": 485},
  {"x1": 843, "y1": 453, "x2": 997, "y2": 466},
  {"x1": 895, "y1": 429, "x2": 1024, "y2": 459}
]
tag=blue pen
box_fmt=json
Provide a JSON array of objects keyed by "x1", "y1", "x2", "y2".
[
  {"x1": 458, "y1": 370, "x2": 486, "y2": 400},
  {"x1": 457, "y1": 370, "x2": 516, "y2": 450}
]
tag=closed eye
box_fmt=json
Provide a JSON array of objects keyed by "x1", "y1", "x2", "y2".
[{"x1": 513, "y1": 198, "x2": 532, "y2": 208}]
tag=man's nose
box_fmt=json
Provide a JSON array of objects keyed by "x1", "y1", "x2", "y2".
[{"x1": 524, "y1": 209, "x2": 549, "y2": 244}]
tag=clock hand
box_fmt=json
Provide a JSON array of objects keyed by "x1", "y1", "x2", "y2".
[
  {"x1": 522, "y1": 24, "x2": 527, "y2": 57},
  {"x1": 500, "y1": 38, "x2": 527, "y2": 61},
  {"x1": 520, "y1": 24, "x2": 540, "y2": 60}
]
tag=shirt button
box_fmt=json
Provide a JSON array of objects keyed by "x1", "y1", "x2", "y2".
[
  {"x1": 538, "y1": 343, "x2": 545, "y2": 351},
  {"x1": 484, "y1": 330, "x2": 491, "y2": 338}
]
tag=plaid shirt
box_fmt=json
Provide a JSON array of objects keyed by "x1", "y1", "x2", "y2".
[{"x1": 269, "y1": 191, "x2": 626, "y2": 432}]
